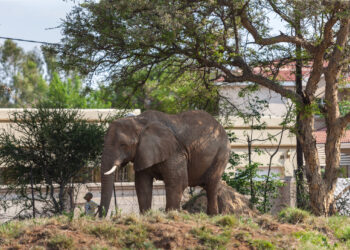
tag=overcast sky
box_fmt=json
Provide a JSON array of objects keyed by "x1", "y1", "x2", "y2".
[{"x1": 0, "y1": 0, "x2": 76, "y2": 51}]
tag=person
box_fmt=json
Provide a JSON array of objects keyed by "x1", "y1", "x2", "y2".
[{"x1": 84, "y1": 192, "x2": 99, "y2": 216}]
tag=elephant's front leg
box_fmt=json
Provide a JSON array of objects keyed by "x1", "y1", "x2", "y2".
[
  {"x1": 162, "y1": 156, "x2": 188, "y2": 211},
  {"x1": 135, "y1": 171, "x2": 153, "y2": 213}
]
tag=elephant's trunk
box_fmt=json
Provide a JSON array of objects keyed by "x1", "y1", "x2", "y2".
[{"x1": 99, "y1": 151, "x2": 120, "y2": 217}]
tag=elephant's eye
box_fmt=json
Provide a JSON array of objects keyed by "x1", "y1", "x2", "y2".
[{"x1": 120, "y1": 144, "x2": 127, "y2": 148}]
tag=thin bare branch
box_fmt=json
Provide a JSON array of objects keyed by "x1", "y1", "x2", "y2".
[{"x1": 240, "y1": 10, "x2": 315, "y2": 53}]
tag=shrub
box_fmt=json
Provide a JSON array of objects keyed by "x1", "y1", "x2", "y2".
[
  {"x1": 0, "y1": 107, "x2": 107, "y2": 216},
  {"x1": 278, "y1": 207, "x2": 310, "y2": 224}
]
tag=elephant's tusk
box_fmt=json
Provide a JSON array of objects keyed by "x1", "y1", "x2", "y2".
[{"x1": 104, "y1": 165, "x2": 117, "y2": 175}]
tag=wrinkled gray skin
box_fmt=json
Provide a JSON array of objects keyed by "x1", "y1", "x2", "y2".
[{"x1": 100, "y1": 110, "x2": 230, "y2": 216}]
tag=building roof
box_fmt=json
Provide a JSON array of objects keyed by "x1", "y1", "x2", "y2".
[{"x1": 314, "y1": 128, "x2": 350, "y2": 144}]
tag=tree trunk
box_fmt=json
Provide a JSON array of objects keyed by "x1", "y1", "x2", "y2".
[
  {"x1": 298, "y1": 114, "x2": 324, "y2": 215},
  {"x1": 299, "y1": 113, "x2": 344, "y2": 215},
  {"x1": 294, "y1": 9, "x2": 307, "y2": 208}
]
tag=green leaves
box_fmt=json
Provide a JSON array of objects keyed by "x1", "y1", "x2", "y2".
[{"x1": 0, "y1": 107, "x2": 107, "y2": 214}]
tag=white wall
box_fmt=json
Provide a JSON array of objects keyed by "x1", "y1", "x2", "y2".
[{"x1": 219, "y1": 85, "x2": 293, "y2": 117}]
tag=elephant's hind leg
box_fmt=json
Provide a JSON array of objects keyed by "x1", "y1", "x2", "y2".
[
  {"x1": 135, "y1": 171, "x2": 153, "y2": 213},
  {"x1": 204, "y1": 146, "x2": 230, "y2": 215},
  {"x1": 204, "y1": 181, "x2": 219, "y2": 215}
]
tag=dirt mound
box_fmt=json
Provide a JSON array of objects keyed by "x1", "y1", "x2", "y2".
[
  {"x1": 2, "y1": 209, "x2": 349, "y2": 249},
  {"x1": 183, "y1": 181, "x2": 257, "y2": 216}
]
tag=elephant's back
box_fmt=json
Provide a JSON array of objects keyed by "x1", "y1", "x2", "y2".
[
  {"x1": 176, "y1": 110, "x2": 228, "y2": 146},
  {"x1": 140, "y1": 110, "x2": 230, "y2": 185},
  {"x1": 141, "y1": 110, "x2": 228, "y2": 147}
]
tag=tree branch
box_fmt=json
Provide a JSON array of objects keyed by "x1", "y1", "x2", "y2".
[
  {"x1": 304, "y1": 10, "x2": 339, "y2": 99},
  {"x1": 339, "y1": 111, "x2": 350, "y2": 128},
  {"x1": 267, "y1": 0, "x2": 295, "y2": 27},
  {"x1": 240, "y1": 9, "x2": 315, "y2": 53}
]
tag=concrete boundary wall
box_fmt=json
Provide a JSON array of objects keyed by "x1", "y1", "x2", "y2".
[{"x1": 0, "y1": 182, "x2": 167, "y2": 223}]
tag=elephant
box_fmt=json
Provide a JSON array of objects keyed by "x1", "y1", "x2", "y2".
[{"x1": 99, "y1": 110, "x2": 230, "y2": 216}]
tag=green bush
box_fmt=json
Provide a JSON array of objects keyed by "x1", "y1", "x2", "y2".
[
  {"x1": 278, "y1": 207, "x2": 310, "y2": 224},
  {"x1": 0, "y1": 107, "x2": 107, "y2": 216}
]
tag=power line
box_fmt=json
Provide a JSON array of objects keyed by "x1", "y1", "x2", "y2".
[{"x1": 0, "y1": 36, "x2": 59, "y2": 45}]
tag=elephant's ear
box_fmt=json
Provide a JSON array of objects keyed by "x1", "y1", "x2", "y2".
[{"x1": 134, "y1": 122, "x2": 178, "y2": 171}]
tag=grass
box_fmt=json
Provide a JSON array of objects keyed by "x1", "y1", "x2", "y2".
[
  {"x1": 47, "y1": 234, "x2": 74, "y2": 250},
  {"x1": 293, "y1": 231, "x2": 333, "y2": 249},
  {"x1": 2, "y1": 208, "x2": 350, "y2": 249},
  {"x1": 190, "y1": 225, "x2": 231, "y2": 249},
  {"x1": 215, "y1": 215, "x2": 238, "y2": 227},
  {"x1": 251, "y1": 239, "x2": 276, "y2": 250},
  {"x1": 278, "y1": 207, "x2": 310, "y2": 224},
  {"x1": 86, "y1": 223, "x2": 121, "y2": 240},
  {"x1": 0, "y1": 221, "x2": 25, "y2": 239},
  {"x1": 122, "y1": 224, "x2": 152, "y2": 249},
  {"x1": 328, "y1": 216, "x2": 350, "y2": 243}
]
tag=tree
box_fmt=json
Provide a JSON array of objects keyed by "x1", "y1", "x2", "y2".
[
  {"x1": 109, "y1": 63, "x2": 219, "y2": 113},
  {"x1": 45, "y1": 72, "x2": 88, "y2": 108},
  {"x1": 0, "y1": 107, "x2": 106, "y2": 216},
  {"x1": 56, "y1": 0, "x2": 350, "y2": 215},
  {"x1": 44, "y1": 72, "x2": 115, "y2": 108},
  {"x1": 0, "y1": 40, "x2": 48, "y2": 107}
]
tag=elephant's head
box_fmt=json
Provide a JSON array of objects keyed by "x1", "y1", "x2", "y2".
[
  {"x1": 99, "y1": 115, "x2": 179, "y2": 216},
  {"x1": 99, "y1": 117, "x2": 144, "y2": 216}
]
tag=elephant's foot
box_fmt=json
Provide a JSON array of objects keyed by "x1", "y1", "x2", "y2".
[{"x1": 165, "y1": 185, "x2": 185, "y2": 212}]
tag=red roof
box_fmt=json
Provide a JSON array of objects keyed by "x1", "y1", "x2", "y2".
[{"x1": 314, "y1": 128, "x2": 350, "y2": 144}]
